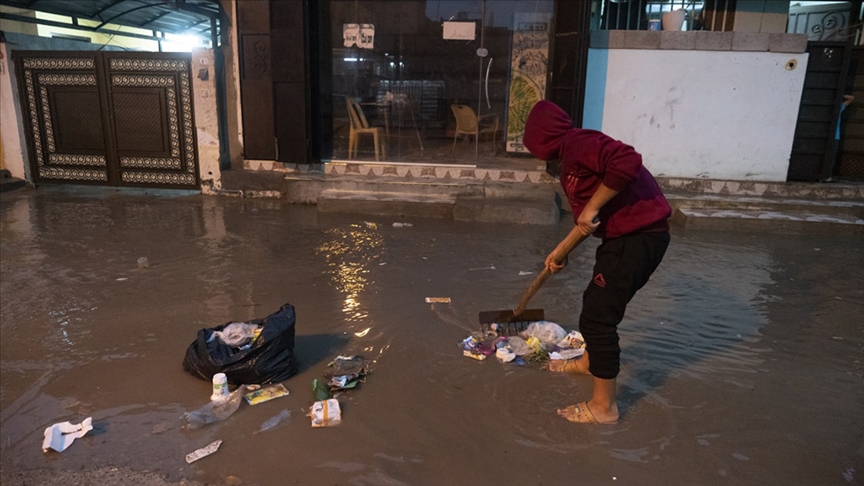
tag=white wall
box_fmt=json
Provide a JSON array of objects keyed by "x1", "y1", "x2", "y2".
[
  {"x1": 0, "y1": 43, "x2": 27, "y2": 180},
  {"x1": 585, "y1": 49, "x2": 809, "y2": 181}
]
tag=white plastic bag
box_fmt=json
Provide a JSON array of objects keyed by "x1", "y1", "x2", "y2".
[
  {"x1": 207, "y1": 322, "x2": 260, "y2": 347},
  {"x1": 520, "y1": 321, "x2": 567, "y2": 347},
  {"x1": 506, "y1": 336, "x2": 533, "y2": 357}
]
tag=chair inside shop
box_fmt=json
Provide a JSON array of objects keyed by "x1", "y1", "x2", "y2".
[
  {"x1": 346, "y1": 97, "x2": 386, "y2": 161},
  {"x1": 450, "y1": 104, "x2": 499, "y2": 157}
]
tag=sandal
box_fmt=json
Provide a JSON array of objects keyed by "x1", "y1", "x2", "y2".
[{"x1": 557, "y1": 401, "x2": 618, "y2": 425}]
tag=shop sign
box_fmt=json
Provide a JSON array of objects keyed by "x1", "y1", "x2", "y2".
[{"x1": 343, "y1": 24, "x2": 375, "y2": 49}]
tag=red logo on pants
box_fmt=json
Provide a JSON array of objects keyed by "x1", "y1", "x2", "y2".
[{"x1": 593, "y1": 273, "x2": 606, "y2": 288}]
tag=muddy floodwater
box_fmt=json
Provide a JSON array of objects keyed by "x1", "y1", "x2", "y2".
[{"x1": 1, "y1": 187, "x2": 862, "y2": 486}]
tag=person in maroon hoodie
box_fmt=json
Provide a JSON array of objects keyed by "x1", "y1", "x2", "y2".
[{"x1": 523, "y1": 101, "x2": 671, "y2": 424}]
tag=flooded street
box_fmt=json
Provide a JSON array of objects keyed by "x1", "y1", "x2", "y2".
[{"x1": 1, "y1": 187, "x2": 862, "y2": 486}]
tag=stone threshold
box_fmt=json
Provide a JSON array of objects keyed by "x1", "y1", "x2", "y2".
[
  {"x1": 244, "y1": 159, "x2": 556, "y2": 185},
  {"x1": 659, "y1": 177, "x2": 864, "y2": 200}
]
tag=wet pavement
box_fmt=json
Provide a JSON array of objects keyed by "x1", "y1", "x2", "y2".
[{"x1": 1, "y1": 186, "x2": 862, "y2": 486}]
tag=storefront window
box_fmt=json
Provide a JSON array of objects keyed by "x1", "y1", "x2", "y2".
[{"x1": 324, "y1": 0, "x2": 554, "y2": 165}]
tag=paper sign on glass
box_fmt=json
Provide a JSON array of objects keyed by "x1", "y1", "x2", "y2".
[
  {"x1": 443, "y1": 21, "x2": 475, "y2": 40},
  {"x1": 343, "y1": 23, "x2": 375, "y2": 49}
]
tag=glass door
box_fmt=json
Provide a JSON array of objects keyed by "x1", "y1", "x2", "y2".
[{"x1": 324, "y1": 0, "x2": 554, "y2": 166}]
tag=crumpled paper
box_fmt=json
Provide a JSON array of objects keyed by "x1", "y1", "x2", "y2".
[{"x1": 42, "y1": 417, "x2": 93, "y2": 453}]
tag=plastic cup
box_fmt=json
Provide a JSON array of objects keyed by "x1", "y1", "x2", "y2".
[{"x1": 211, "y1": 373, "x2": 229, "y2": 401}]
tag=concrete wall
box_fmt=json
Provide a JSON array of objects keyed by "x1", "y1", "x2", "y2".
[
  {"x1": 193, "y1": 48, "x2": 223, "y2": 191},
  {"x1": 584, "y1": 44, "x2": 809, "y2": 181},
  {"x1": 0, "y1": 43, "x2": 26, "y2": 179},
  {"x1": 220, "y1": 0, "x2": 244, "y2": 169}
]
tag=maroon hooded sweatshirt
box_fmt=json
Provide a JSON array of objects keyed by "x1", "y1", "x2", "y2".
[{"x1": 523, "y1": 101, "x2": 671, "y2": 239}]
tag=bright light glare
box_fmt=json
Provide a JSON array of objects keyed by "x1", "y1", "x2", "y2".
[{"x1": 162, "y1": 33, "x2": 205, "y2": 52}]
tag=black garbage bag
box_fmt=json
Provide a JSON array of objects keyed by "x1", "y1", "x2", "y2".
[{"x1": 182, "y1": 303, "x2": 299, "y2": 385}]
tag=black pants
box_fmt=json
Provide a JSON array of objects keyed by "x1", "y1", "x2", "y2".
[{"x1": 579, "y1": 231, "x2": 670, "y2": 379}]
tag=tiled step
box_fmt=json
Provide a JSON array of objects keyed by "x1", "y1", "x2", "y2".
[
  {"x1": 454, "y1": 195, "x2": 560, "y2": 225},
  {"x1": 666, "y1": 193, "x2": 864, "y2": 218},
  {"x1": 317, "y1": 186, "x2": 561, "y2": 224},
  {"x1": 672, "y1": 208, "x2": 864, "y2": 234},
  {"x1": 317, "y1": 189, "x2": 457, "y2": 218}
]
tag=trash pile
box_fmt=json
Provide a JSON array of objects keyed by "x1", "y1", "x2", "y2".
[
  {"x1": 308, "y1": 355, "x2": 369, "y2": 428},
  {"x1": 461, "y1": 321, "x2": 585, "y2": 366},
  {"x1": 43, "y1": 302, "x2": 371, "y2": 468},
  {"x1": 182, "y1": 303, "x2": 299, "y2": 386}
]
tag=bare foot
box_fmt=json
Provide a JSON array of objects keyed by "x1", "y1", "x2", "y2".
[
  {"x1": 547, "y1": 356, "x2": 590, "y2": 375},
  {"x1": 557, "y1": 401, "x2": 619, "y2": 424}
]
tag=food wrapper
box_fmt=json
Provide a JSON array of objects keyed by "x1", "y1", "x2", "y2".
[
  {"x1": 310, "y1": 399, "x2": 341, "y2": 427},
  {"x1": 549, "y1": 348, "x2": 585, "y2": 360},
  {"x1": 185, "y1": 440, "x2": 222, "y2": 464},
  {"x1": 425, "y1": 297, "x2": 451, "y2": 303},
  {"x1": 244, "y1": 383, "x2": 290, "y2": 405},
  {"x1": 557, "y1": 331, "x2": 586, "y2": 349},
  {"x1": 525, "y1": 336, "x2": 544, "y2": 354}
]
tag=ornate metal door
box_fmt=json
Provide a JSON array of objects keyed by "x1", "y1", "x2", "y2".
[{"x1": 15, "y1": 51, "x2": 199, "y2": 188}]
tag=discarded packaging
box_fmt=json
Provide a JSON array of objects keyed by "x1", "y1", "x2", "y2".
[
  {"x1": 329, "y1": 355, "x2": 366, "y2": 376},
  {"x1": 557, "y1": 330, "x2": 586, "y2": 349},
  {"x1": 521, "y1": 321, "x2": 567, "y2": 347},
  {"x1": 211, "y1": 373, "x2": 229, "y2": 401},
  {"x1": 255, "y1": 409, "x2": 291, "y2": 434},
  {"x1": 463, "y1": 349, "x2": 488, "y2": 360},
  {"x1": 207, "y1": 322, "x2": 261, "y2": 348},
  {"x1": 183, "y1": 385, "x2": 247, "y2": 430},
  {"x1": 496, "y1": 348, "x2": 516, "y2": 363},
  {"x1": 425, "y1": 297, "x2": 451, "y2": 303},
  {"x1": 506, "y1": 336, "x2": 533, "y2": 357},
  {"x1": 525, "y1": 336, "x2": 545, "y2": 357},
  {"x1": 42, "y1": 417, "x2": 93, "y2": 453},
  {"x1": 244, "y1": 383, "x2": 289, "y2": 405},
  {"x1": 313, "y1": 378, "x2": 332, "y2": 401},
  {"x1": 185, "y1": 440, "x2": 222, "y2": 464},
  {"x1": 310, "y1": 399, "x2": 341, "y2": 427},
  {"x1": 325, "y1": 355, "x2": 368, "y2": 390},
  {"x1": 392, "y1": 222, "x2": 413, "y2": 228},
  {"x1": 550, "y1": 349, "x2": 585, "y2": 360},
  {"x1": 364, "y1": 222, "x2": 378, "y2": 229}
]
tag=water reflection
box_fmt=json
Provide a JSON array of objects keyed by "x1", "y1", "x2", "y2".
[
  {"x1": 315, "y1": 224, "x2": 384, "y2": 323},
  {"x1": 354, "y1": 327, "x2": 372, "y2": 337}
]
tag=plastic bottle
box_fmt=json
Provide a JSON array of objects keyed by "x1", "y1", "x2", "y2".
[{"x1": 183, "y1": 385, "x2": 247, "y2": 430}]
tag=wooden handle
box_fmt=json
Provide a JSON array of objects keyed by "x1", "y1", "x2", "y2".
[{"x1": 512, "y1": 231, "x2": 592, "y2": 317}]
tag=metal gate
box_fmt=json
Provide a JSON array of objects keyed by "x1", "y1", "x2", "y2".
[
  {"x1": 14, "y1": 51, "x2": 199, "y2": 188},
  {"x1": 788, "y1": 41, "x2": 852, "y2": 181}
]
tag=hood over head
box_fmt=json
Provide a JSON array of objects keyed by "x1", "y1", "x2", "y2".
[{"x1": 523, "y1": 100, "x2": 573, "y2": 161}]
